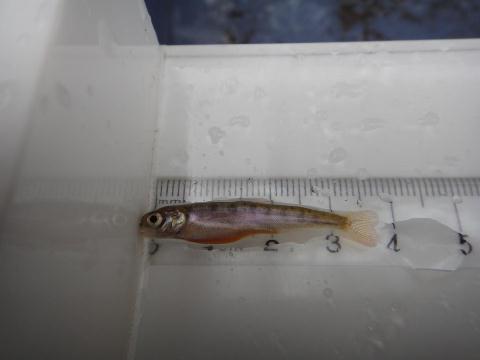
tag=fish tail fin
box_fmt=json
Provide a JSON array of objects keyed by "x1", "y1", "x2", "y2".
[{"x1": 341, "y1": 210, "x2": 378, "y2": 247}]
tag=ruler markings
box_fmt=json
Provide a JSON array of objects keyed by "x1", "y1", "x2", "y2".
[
  {"x1": 156, "y1": 177, "x2": 479, "y2": 208},
  {"x1": 473, "y1": 178, "x2": 480, "y2": 196},
  {"x1": 414, "y1": 178, "x2": 424, "y2": 207},
  {"x1": 356, "y1": 179, "x2": 362, "y2": 202}
]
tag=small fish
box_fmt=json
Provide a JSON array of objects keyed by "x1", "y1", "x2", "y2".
[{"x1": 139, "y1": 200, "x2": 378, "y2": 247}]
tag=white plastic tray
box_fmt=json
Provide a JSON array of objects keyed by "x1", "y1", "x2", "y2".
[{"x1": 1, "y1": 1, "x2": 480, "y2": 359}]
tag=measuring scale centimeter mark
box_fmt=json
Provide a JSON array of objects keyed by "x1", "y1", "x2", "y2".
[{"x1": 154, "y1": 177, "x2": 480, "y2": 255}]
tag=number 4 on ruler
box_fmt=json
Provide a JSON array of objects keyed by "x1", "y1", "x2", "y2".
[{"x1": 386, "y1": 200, "x2": 400, "y2": 252}]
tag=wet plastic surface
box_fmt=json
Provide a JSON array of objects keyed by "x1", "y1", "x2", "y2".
[
  {"x1": 0, "y1": 1, "x2": 159, "y2": 359},
  {"x1": 136, "y1": 40, "x2": 480, "y2": 359},
  {"x1": 136, "y1": 265, "x2": 480, "y2": 360},
  {"x1": 1, "y1": 1, "x2": 480, "y2": 359}
]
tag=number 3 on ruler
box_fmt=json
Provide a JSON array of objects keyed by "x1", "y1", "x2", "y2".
[{"x1": 326, "y1": 233, "x2": 341, "y2": 253}]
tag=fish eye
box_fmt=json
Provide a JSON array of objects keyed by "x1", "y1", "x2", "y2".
[{"x1": 146, "y1": 213, "x2": 162, "y2": 227}]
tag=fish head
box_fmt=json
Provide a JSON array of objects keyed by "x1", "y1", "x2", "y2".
[{"x1": 139, "y1": 206, "x2": 187, "y2": 238}]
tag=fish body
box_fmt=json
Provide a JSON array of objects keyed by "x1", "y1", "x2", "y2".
[{"x1": 139, "y1": 200, "x2": 378, "y2": 247}]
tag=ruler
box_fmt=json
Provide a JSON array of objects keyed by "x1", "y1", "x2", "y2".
[
  {"x1": 152, "y1": 177, "x2": 480, "y2": 269},
  {"x1": 155, "y1": 177, "x2": 480, "y2": 203}
]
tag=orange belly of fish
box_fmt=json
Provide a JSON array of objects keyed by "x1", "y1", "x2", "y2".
[{"x1": 182, "y1": 229, "x2": 277, "y2": 244}]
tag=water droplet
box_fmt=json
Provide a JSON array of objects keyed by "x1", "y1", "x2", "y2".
[
  {"x1": 369, "y1": 337, "x2": 385, "y2": 350},
  {"x1": 55, "y1": 83, "x2": 71, "y2": 108},
  {"x1": 254, "y1": 86, "x2": 266, "y2": 100},
  {"x1": 328, "y1": 147, "x2": 347, "y2": 164},
  {"x1": 452, "y1": 196, "x2": 462, "y2": 204},
  {"x1": 308, "y1": 105, "x2": 318, "y2": 114},
  {"x1": 331, "y1": 82, "x2": 363, "y2": 98},
  {"x1": 379, "y1": 193, "x2": 393, "y2": 203},
  {"x1": 391, "y1": 313, "x2": 405, "y2": 328},
  {"x1": 330, "y1": 120, "x2": 344, "y2": 132},
  {"x1": 307, "y1": 168, "x2": 318, "y2": 177},
  {"x1": 170, "y1": 151, "x2": 189, "y2": 168},
  {"x1": 34, "y1": 0, "x2": 49, "y2": 28},
  {"x1": 314, "y1": 109, "x2": 328, "y2": 121},
  {"x1": 361, "y1": 117, "x2": 386, "y2": 131},
  {"x1": 439, "y1": 293, "x2": 452, "y2": 310},
  {"x1": 208, "y1": 126, "x2": 226, "y2": 144},
  {"x1": 468, "y1": 311, "x2": 480, "y2": 332},
  {"x1": 356, "y1": 168, "x2": 369, "y2": 180},
  {"x1": 418, "y1": 112, "x2": 439, "y2": 126},
  {"x1": 221, "y1": 77, "x2": 239, "y2": 95},
  {"x1": 229, "y1": 115, "x2": 250, "y2": 127},
  {"x1": 0, "y1": 81, "x2": 13, "y2": 110},
  {"x1": 444, "y1": 155, "x2": 458, "y2": 167},
  {"x1": 294, "y1": 53, "x2": 305, "y2": 62},
  {"x1": 323, "y1": 287, "x2": 333, "y2": 298},
  {"x1": 185, "y1": 83, "x2": 194, "y2": 94}
]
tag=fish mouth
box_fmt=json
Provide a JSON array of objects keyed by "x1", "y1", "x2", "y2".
[{"x1": 138, "y1": 226, "x2": 156, "y2": 237}]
